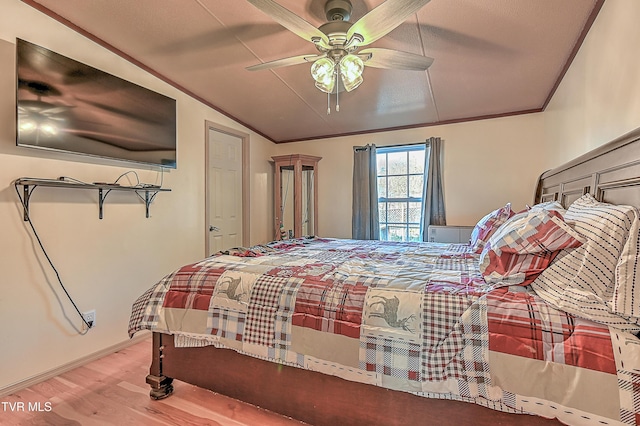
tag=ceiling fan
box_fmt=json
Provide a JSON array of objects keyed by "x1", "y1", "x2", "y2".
[{"x1": 246, "y1": 0, "x2": 433, "y2": 111}]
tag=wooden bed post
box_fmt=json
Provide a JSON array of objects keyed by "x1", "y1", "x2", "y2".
[{"x1": 146, "y1": 332, "x2": 174, "y2": 400}]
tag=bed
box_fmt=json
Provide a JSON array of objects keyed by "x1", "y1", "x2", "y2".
[{"x1": 129, "y1": 127, "x2": 640, "y2": 426}]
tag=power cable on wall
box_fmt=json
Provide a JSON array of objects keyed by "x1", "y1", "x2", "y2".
[{"x1": 14, "y1": 182, "x2": 93, "y2": 334}]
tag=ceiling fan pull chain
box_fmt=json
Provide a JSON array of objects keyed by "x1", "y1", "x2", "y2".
[
  {"x1": 336, "y1": 72, "x2": 340, "y2": 112},
  {"x1": 327, "y1": 91, "x2": 331, "y2": 115}
]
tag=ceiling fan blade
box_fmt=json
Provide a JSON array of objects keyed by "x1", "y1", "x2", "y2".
[
  {"x1": 247, "y1": 54, "x2": 325, "y2": 71},
  {"x1": 246, "y1": 0, "x2": 330, "y2": 49},
  {"x1": 347, "y1": 0, "x2": 431, "y2": 47},
  {"x1": 359, "y1": 48, "x2": 433, "y2": 70}
]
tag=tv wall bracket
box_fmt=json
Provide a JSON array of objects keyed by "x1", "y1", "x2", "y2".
[{"x1": 15, "y1": 178, "x2": 171, "y2": 220}]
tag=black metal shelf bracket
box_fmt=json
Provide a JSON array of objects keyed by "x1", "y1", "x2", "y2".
[
  {"x1": 97, "y1": 188, "x2": 112, "y2": 220},
  {"x1": 142, "y1": 190, "x2": 155, "y2": 219},
  {"x1": 22, "y1": 184, "x2": 35, "y2": 221}
]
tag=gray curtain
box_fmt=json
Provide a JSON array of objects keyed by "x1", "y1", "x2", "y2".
[
  {"x1": 421, "y1": 137, "x2": 446, "y2": 241},
  {"x1": 352, "y1": 144, "x2": 379, "y2": 240}
]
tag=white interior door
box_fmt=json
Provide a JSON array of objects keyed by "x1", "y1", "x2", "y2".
[{"x1": 207, "y1": 128, "x2": 243, "y2": 255}]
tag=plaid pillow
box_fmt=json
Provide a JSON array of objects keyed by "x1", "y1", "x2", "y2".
[
  {"x1": 469, "y1": 203, "x2": 514, "y2": 253},
  {"x1": 531, "y1": 194, "x2": 640, "y2": 330},
  {"x1": 479, "y1": 209, "x2": 583, "y2": 286}
]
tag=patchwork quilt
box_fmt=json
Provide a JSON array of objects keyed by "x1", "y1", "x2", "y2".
[{"x1": 129, "y1": 237, "x2": 640, "y2": 426}]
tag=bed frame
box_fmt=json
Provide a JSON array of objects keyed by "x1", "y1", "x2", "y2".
[{"x1": 146, "y1": 127, "x2": 640, "y2": 426}]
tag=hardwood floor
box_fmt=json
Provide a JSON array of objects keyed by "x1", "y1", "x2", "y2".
[{"x1": 1, "y1": 336, "x2": 307, "y2": 425}]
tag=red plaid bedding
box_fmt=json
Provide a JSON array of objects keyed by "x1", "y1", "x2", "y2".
[
  {"x1": 487, "y1": 287, "x2": 615, "y2": 373},
  {"x1": 129, "y1": 237, "x2": 640, "y2": 425}
]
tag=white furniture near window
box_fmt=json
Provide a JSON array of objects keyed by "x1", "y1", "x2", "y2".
[{"x1": 427, "y1": 225, "x2": 473, "y2": 243}]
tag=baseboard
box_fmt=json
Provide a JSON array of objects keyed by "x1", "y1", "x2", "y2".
[{"x1": 0, "y1": 331, "x2": 151, "y2": 398}]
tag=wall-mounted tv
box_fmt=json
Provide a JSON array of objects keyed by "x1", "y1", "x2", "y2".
[{"x1": 16, "y1": 39, "x2": 177, "y2": 168}]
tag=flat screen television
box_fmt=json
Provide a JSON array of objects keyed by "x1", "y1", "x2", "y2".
[{"x1": 16, "y1": 39, "x2": 177, "y2": 168}]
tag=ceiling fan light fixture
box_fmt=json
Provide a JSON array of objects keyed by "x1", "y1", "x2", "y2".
[
  {"x1": 315, "y1": 78, "x2": 336, "y2": 94},
  {"x1": 341, "y1": 73, "x2": 362, "y2": 92},
  {"x1": 339, "y1": 54, "x2": 364, "y2": 92},
  {"x1": 311, "y1": 57, "x2": 336, "y2": 93}
]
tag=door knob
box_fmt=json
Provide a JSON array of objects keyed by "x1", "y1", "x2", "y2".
[{"x1": 209, "y1": 225, "x2": 220, "y2": 232}]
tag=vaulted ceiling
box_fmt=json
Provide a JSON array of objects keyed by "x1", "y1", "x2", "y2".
[{"x1": 23, "y1": 0, "x2": 603, "y2": 143}]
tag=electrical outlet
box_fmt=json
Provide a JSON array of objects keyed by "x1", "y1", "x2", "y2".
[{"x1": 82, "y1": 310, "x2": 96, "y2": 331}]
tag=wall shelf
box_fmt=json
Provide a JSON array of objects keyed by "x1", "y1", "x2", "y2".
[{"x1": 15, "y1": 178, "x2": 171, "y2": 220}]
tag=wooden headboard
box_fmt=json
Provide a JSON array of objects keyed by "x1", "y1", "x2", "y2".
[{"x1": 536, "y1": 127, "x2": 640, "y2": 208}]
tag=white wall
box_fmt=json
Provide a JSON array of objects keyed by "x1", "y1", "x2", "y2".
[
  {"x1": 0, "y1": 0, "x2": 274, "y2": 391},
  {"x1": 273, "y1": 113, "x2": 547, "y2": 239},
  {"x1": 543, "y1": 0, "x2": 640, "y2": 164}
]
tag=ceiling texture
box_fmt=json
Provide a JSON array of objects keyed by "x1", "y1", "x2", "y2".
[{"x1": 23, "y1": 0, "x2": 604, "y2": 143}]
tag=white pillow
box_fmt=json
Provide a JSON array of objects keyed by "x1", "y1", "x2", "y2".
[
  {"x1": 531, "y1": 194, "x2": 640, "y2": 331},
  {"x1": 528, "y1": 200, "x2": 566, "y2": 216}
]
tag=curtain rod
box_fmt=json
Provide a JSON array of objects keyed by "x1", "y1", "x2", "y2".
[{"x1": 354, "y1": 139, "x2": 439, "y2": 152}]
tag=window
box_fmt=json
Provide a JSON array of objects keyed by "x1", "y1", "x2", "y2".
[{"x1": 376, "y1": 144, "x2": 427, "y2": 242}]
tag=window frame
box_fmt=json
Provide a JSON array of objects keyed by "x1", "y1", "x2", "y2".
[{"x1": 376, "y1": 144, "x2": 427, "y2": 242}]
